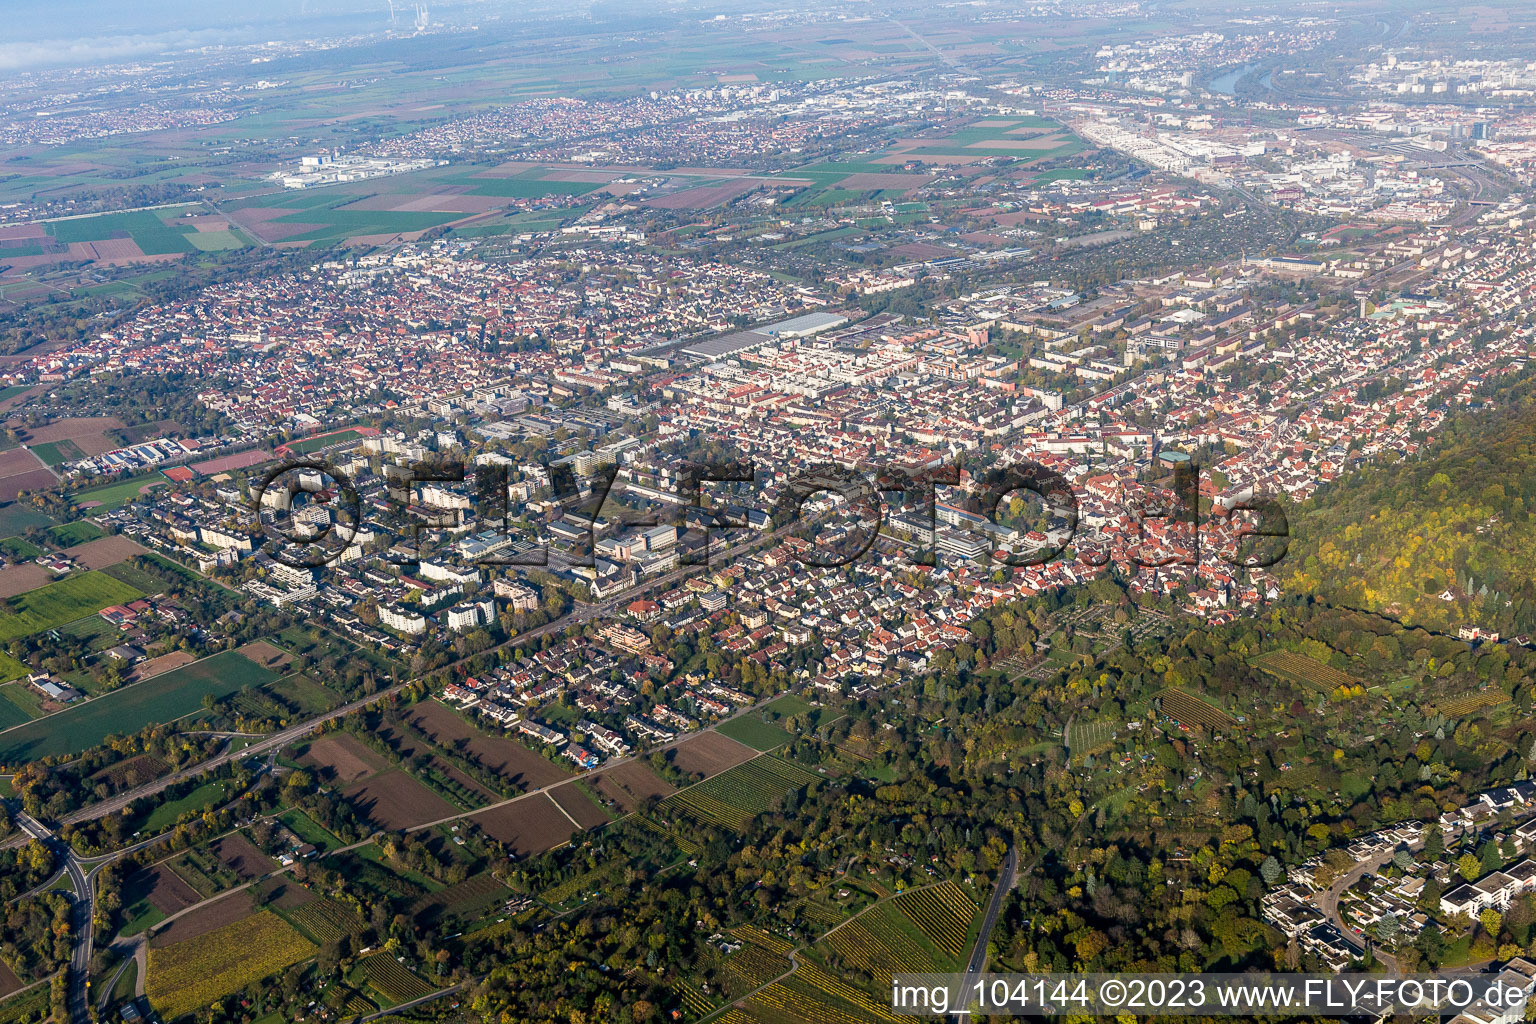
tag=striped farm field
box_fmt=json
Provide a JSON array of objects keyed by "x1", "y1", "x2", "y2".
[
  {"x1": 147, "y1": 911, "x2": 316, "y2": 1020},
  {"x1": 283, "y1": 898, "x2": 363, "y2": 945},
  {"x1": 744, "y1": 966, "x2": 905, "y2": 1023},
  {"x1": 662, "y1": 755, "x2": 818, "y2": 831},
  {"x1": 1252, "y1": 650, "x2": 1356, "y2": 691},
  {"x1": 1154, "y1": 688, "x2": 1237, "y2": 729},
  {"x1": 1433, "y1": 689, "x2": 1510, "y2": 717},
  {"x1": 632, "y1": 812, "x2": 699, "y2": 855},
  {"x1": 669, "y1": 980, "x2": 718, "y2": 1017},
  {"x1": 822, "y1": 904, "x2": 938, "y2": 986},
  {"x1": 717, "y1": 938, "x2": 791, "y2": 995},
  {"x1": 358, "y1": 951, "x2": 437, "y2": 1004},
  {"x1": 893, "y1": 882, "x2": 976, "y2": 960}
]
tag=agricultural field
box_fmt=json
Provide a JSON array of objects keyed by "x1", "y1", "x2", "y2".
[
  {"x1": 892, "y1": 882, "x2": 977, "y2": 962},
  {"x1": 405, "y1": 701, "x2": 570, "y2": 790},
  {"x1": 211, "y1": 834, "x2": 278, "y2": 881},
  {"x1": 820, "y1": 891, "x2": 967, "y2": 988},
  {"x1": 714, "y1": 927, "x2": 794, "y2": 996},
  {"x1": 548, "y1": 782, "x2": 613, "y2": 830},
  {"x1": 1252, "y1": 650, "x2": 1358, "y2": 692},
  {"x1": 590, "y1": 760, "x2": 674, "y2": 813},
  {"x1": 264, "y1": 674, "x2": 343, "y2": 715},
  {"x1": 408, "y1": 872, "x2": 510, "y2": 929},
  {"x1": 0, "y1": 449, "x2": 54, "y2": 504},
  {"x1": 0, "y1": 686, "x2": 37, "y2": 728},
  {"x1": 669, "y1": 731, "x2": 757, "y2": 775},
  {"x1": 0, "y1": 508, "x2": 52, "y2": 537},
  {"x1": 0, "y1": 985, "x2": 47, "y2": 1024},
  {"x1": 300, "y1": 733, "x2": 391, "y2": 785},
  {"x1": 89, "y1": 753, "x2": 171, "y2": 790},
  {"x1": 0, "y1": 649, "x2": 277, "y2": 766},
  {"x1": 1433, "y1": 689, "x2": 1511, "y2": 717},
  {"x1": 469, "y1": 792, "x2": 580, "y2": 856},
  {"x1": 0, "y1": 570, "x2": 142, "y2": 642},
  {"x1": 357, "y1": 951, "x2": 438, "y2": 1005},
  {"x1": 282, "y1": 897, "x2": 366, "y2": 946},
  {"x1": 1066, "y1": 718, "x2": 1118, "y2": 757},
  {"x1": 28, "y1": 440, "x2": 84, "y2": 468},
  {"x1": 45, "y1": 520, "x2": 104, "y2": 547},
  {"x1": 716, "y1": 713, "x2": 795, "y2": 752},
  {"x1": 1153, "y1": 688, "x2": 1239, "y2": 730},
  {"x1": 341, "y1": 769, "x2": 459, "y2": 831},
  {"x1": 48, "y1": 209, "x2": 200, "y2": 256},
  {"x1": 660, "y1": 755, "x2": 818, "y2": 831},
  {"x1": 734, "y1": 962, "x2": 907, "y2": 1023},
  {"x1": 146, "y1": 911, "x2": 317, "y2": 1020}
]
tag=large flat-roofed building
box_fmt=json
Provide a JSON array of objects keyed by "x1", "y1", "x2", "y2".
[{"x1": 680, "y1": 311, "x2": 850, "y2": 359}]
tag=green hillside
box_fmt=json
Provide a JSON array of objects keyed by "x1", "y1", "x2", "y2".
[{"x1": 1285, "y1": 370, "x2": 1536, "y2": 635}]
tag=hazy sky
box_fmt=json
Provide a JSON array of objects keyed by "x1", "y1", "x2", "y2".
[{"x1": 0, "y1": 0, "x2": 427, "y2": 72}]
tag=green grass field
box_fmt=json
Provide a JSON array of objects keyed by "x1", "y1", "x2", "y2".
[
  {"x1": 0, "y1": 537, "x2": 42, "y2": 560},
  {"x1": 0, "y1": 649, "x2": 277, "y2": 765},
  {"x1": 465, "y1": 178, "x2": 601, "y2": 199},
  {"x1": 137, "y1": 779, "x2": 236, "y2": 832},
  {"x1": 279, "y1": 808, "x2": 343, "y2": 853},
  {"x1": 283, "y1": 428, "x2": 368, "y2": 454},
  {"x1": 0, "y1": 686, "x2": 35, "y2": 730},
  {"x1": 48, "y1": 210, "x2": 197, "y2": 255},
  {"x1": 71, "y1": 476, "x2": 165, "y2": 511},
  {"x1": 715, "y1": 715, "x2": 794, "y2": 752},
  {"x1": 0, "y1": 507, "x2": 55, "y2": 535},
  {"x1": 266, "y1": 673, "x2": 343, "y2": 714},
  {"x1": 46, "y1": 521, "x2": 105, "y2": 547},
  {"x1": 0, "y1": 571, "x2": 143, "y2": 643},
  {"x1": 28, "y1": 440, "x2": 83, "y2": 467}
]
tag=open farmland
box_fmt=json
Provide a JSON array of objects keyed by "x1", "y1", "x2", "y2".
[
  {"x1": 0, "y1": 448, "x2": 55, "y2": 503},
  {"x1": 135, "y1": 865, "x2": 201, "y2": 916},
  {"x1": 64, "y1": 535, "x2": 145, "y2": 570},
  {"x1": 358, "y1": 951, "x2": 437, "y2": 1004},
  {"x1": 1252, "y1": 650, "x2": 1358, "y2": 692},
  {"x1": 591, "y1": 760, "x2": 674, "y2": 813},
  {"x1": 548, "y1": 782, "x2": 612, "y2": 829},
  {"x1": 669, "y1": 731, "x2": 757, "y2": 775},
  {"x1": 893, "y1": 881, "x2": 977, "y2": 960},
  {"x1": 211, "y1": 834, "x2": 278, "y2": 880},
  {"x1": 299, "y1": 733, "x2": 390, "y2": 784},
  {"x1": 0, "y1": 564, "x2": 52, "y2": 602},
  {"x1": 715, "y1": 713, "x2": 794, "y2": 751},
  {"x1": 0, "y1": 570, "x2": 142, "y2": 642},
  {"x1": 659, "y1": 755, "x2": 818, "y2": 831},
  {"x1": 282, "y1": 897, "x2": 364, "y2": 946},
  {"x1": 148, "y1": 889, "x2": 255, "y2": 949},
  {"x1": 820, "y1": 894, "x2": 963, "y2": 987},
  {"x1": 1154, "y1": 688, "x2": 1238, "y2": 729},
  {"x1": 469, "y1": 792, "x2": 579, "y2": 856},
  {"x1": 146, "y1": 911, "x2": 316, "y2": 1021},
  {"x1": 341, "y1": 769, "x2": 458, "y2": 830},
  {"x1": 0, "y1": 649, "x2": 276, "y2": 766},
  {"x1": 406, "y1": 701, "x2": 570, "y2": 790}
]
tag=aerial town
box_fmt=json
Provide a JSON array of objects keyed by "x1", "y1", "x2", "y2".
[{"x1": 2, "y1": 1, "x2": 1536, "y2": 1024}]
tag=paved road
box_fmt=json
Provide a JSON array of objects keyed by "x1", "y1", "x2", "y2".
[{"x1": 952, "y1": 846, "x2": 1017, "y2": 1023}]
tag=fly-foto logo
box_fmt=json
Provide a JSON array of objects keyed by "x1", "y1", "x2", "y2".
[{"x1": 246, "y1": 454, "x2": 1289, "y2": 573}]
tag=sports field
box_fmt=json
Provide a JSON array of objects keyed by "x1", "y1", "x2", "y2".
[
  {"x1": 0, "y1": 649, "x2": 278, "y2": 765},
  {"x1": 71, "y1": 475, "x2": 166, "y2": 510},
  {"x1": 0, "y1": 570, "x2": 143, "y2": 642}
]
